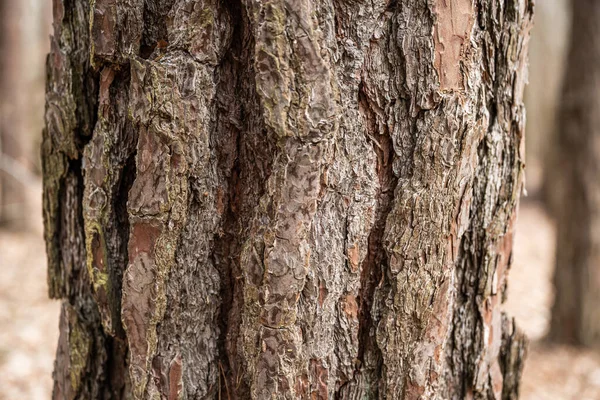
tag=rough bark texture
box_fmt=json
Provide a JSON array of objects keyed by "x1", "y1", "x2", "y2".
[
  {"x1": 550, "y1": 0, "x2": 600, "y2": 348},
  {"x1": 44, "y1": 0, "x2": 532, "y2": 399}
]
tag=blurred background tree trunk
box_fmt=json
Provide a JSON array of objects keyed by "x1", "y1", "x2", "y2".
[
  {"x1": 0, "y1": 0, "x2": 5, "y2": 223},
  {"x1": 523, "y1": 0, "x2": 569, "y2": 204},
  {"x1": 0, "y1": 0, "x2": 51, "y2": 228},
  {"x1": 44, "y1": 0, "x2": 532, "y2": 399},
  {"x1": 550, "y1": 0, "x2": 600, "y2": 348}
]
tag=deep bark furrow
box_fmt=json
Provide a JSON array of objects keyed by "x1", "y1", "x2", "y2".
[
  {"x1": 139, "y1": 0, "x2": 176, "y2": 59},
  {"x1": 324, "y1": 4, "x2": 391, "y2": 398},
  {"x1": 209, "y1": 8, "x2": 247, "y2": 397},
  {"x1": 123, "y1": 39, "x2": 233, "y2": 400},
  {"x1": 202, "y1": 3, "x2": 280, "y2": 397},
  {"x1": 82, "y1": 67, "x2": 136, "y2": 337}
]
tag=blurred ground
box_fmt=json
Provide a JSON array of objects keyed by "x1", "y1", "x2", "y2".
[
  {"x1": 505, "y1": 201, "x2": 600, "y2": 399},
  {"x1": 1, "y1": 186, "x2": 600, "y2": 399},
  {"x1": 0, "y1": 181, "x2": 59, "y2": 399}
]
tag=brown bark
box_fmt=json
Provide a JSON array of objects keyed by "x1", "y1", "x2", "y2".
[
  {"x1": 550, "y1": 0, "x2": 600, "y2": 348},
  {"x1": 43, "y1": 0, "x2": 532, "y2": 399}
]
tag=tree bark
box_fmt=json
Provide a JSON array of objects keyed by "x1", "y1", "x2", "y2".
[
  {"x1": 550, "y1": 0, "x2": 600, "y2": 348},
  {"x1": 43, "y1": 0, "x2": 532, "y2": 399}
]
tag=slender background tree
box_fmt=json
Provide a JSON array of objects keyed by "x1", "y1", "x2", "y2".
[
  {"x1": 43, "y1": 0, "x2": 532, "y2": 398},
  {"x1": 0, "y1": 0, "x2": 51, "y2": 227},
  {"x1": 550, "y1": 0, "x2": 600, "y2": 348},
  {"x1": 524, "y1": 0, "x2": 569, "y2": 206}
]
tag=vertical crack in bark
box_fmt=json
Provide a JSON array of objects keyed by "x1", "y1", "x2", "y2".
[
  {"x1": 114, "y1": 147, "x2": 137, "y2": 334},
  {"x1": 328, "y1": 2, "x2": 397, "y2": 397},
  {"x1": 351, "y1": 83, "x2": 396, "y2": 394},
  {"x1": 210, "y1": 1, "x2": 277, "y2": 395},
  {"x1": 83, "y1": 68, "x2": 137, "y2": 338},
  {"x1": 139, "y1": 0, "x2": 176, "y2": 59},
  {"x1": 209, "y1": 2, "x2": 255, "y2": 395}
]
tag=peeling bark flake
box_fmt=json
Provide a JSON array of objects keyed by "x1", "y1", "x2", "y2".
[{"x1": 433, "y1": 0, "x2": 475, "y2": 91}]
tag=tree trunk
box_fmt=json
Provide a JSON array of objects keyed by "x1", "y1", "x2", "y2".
[
  {"x1": 550, "y1": 0, "x2": 600, "y2": 348},
  {"x1": 43, "y1": 0, "x2": 532, "y2": 399}
]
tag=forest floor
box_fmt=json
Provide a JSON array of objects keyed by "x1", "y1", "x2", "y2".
[
  {"x1": 0, "y1": 185, "x2": 599, "y2": 399},
  {"x1": 504, "y1": 202, "x2": 600, "y2": 399}
]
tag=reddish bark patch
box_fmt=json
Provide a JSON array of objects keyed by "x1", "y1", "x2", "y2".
[
  {"x1": 52, "y1": 0, "x2": 64, "y2": 24},
  {"x1": 168, "y1": 354, "x2": 183, "y2": 400},
  {"x1": 347, "y1": 244, "x2": 359, "y2": 271},
  {"x1": 495, "y1": 211, "x2": 517, "y2": 295},
  {"x1": 342, "y1": 294, "x2": 358, "y2": 321},
  {"x1": 432, "y1": 0, "x2": 475, "y2": 90},
  {"x1": 128, "y1": 127, "x2": 170, "y2": 216},
  {"x1": 170, "y1": 151, "x2": 183, "y2": 173},
  {"x1": 318, "y1": 280, "x2": 328, "y2": 307},
  {"x1": 310, "y1": 359, "x2": 328, "y2": 400},
  {"x1": 91, "y1": 0, "x2": 117, "y2": 60},
  {"x1": 216, "y1": 187, "x2": 225, "y2": 215},
  {"x1": 295, "y1": 372, "x2": 309, "y2": 398},
  {"x1": 403, "y1": 379, "x2": 426, "y2": 400},
  {"x1": 121, "y1": 252, "x2": 158, "y2": 388},
  {"x1": 128, "y1": 222, "x2": 161, "y2": 261},
  {"x1": 99, "y1": 67, "x2": 115, "y2": 118},
  {"x1": 91, "y1": 231, "x2": 106, "y2": 274}
]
